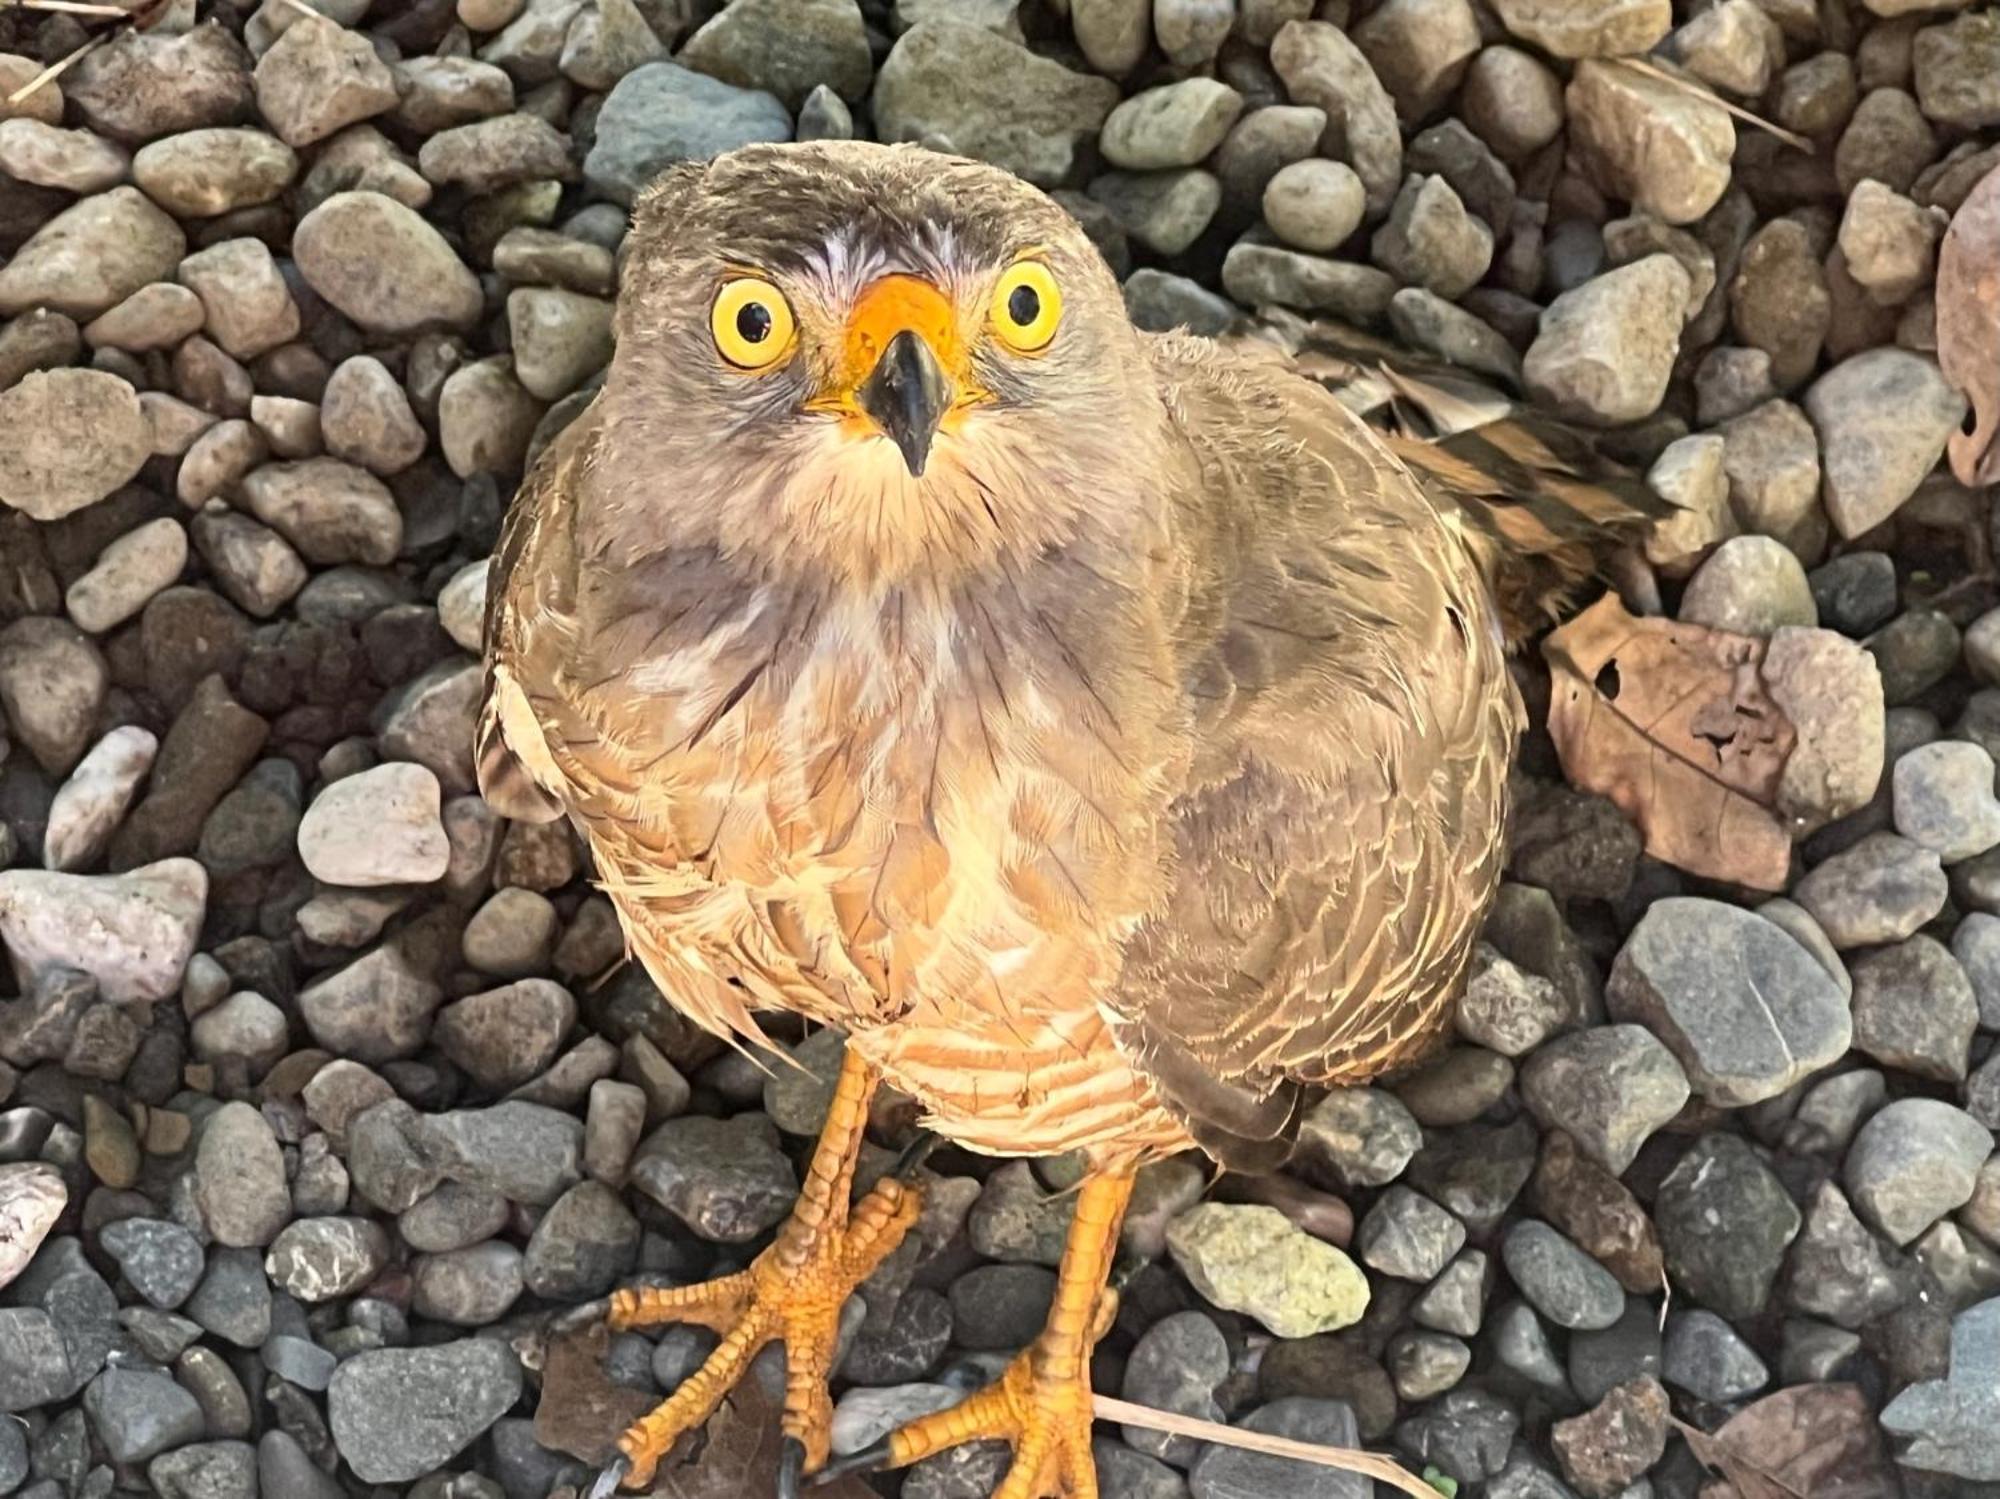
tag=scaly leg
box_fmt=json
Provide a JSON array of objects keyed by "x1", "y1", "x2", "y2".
[
  {"x1": 829, "y1": 1162, "x2": 1137, "y2": 1499},
  {"x1": 603, "y1": 1048, "x2": 921, "y2": 1491}
]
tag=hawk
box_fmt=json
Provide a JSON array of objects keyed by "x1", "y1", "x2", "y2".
[{"x1": 479, "y1": 140, "x2": 1659, "y2": 1497}]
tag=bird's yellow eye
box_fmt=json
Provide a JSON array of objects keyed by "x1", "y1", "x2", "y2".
[
  {"x1": 990, "y1": 262, "x2": 1061, "y2": 353},
  {"x1": 710, "y1": 278, "x2": 796, "y2": 370}
]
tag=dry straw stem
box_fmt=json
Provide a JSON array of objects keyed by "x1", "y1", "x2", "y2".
[
  {"x1": 4, "y1": 0, "x2": 131, "y2": 13},
  {"x1": 1608, "y1": 57, "x2": 1812, "y2": 152},
  {"x1": 1093, "y1": 1394, "x2": 1441, "y2": 1498},
  {"x1": 3, "y1": 34, "x2": 100, "y2": 107}
]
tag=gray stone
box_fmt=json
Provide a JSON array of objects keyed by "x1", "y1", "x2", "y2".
[
  {"x1": 873, "y1": 24, "x2": 1115, "y2": 188},
  {"x1": 1567, "y1": 58, "x2": 1734, "y2": 224},
  {"x1": 148, "y1": 1441, "x2": 257, "y2": 1499},
  {"x1": 0, "y1": 370, "x2": 150, "y2": 522},
  {"x1": 100, "y1": 1219, "x2": 204, "y2": 1310},
  {"x1": 1269, "y1": 22, "x2": 1400, "y2": 214},
  {"x1": 252, "y1": 14, "x2": 397, "y2": 146},
  {"x1": 1656, "y1": 1133, "x2": 1800, "y2": 1319},
  {"x1": 293, "y1": 192, "x2": 483, "y2": 334},
  {"x1": 1371, "y1": 174, "x2": 1491, "y2": 300},
  {"x1": 298, "y1": 945, "x2": 442, "y2": 1064},
  {"x1": 1880, "y1": 1295, "x2": 2000, "y2": 1480},
  {"x1": 1355, "y1": 1186, "x2": 1465, "y2": 1283},
  {"x1": 629, "y1": 1112, "x2": 795, "y2": 1242},
  {"x1": 434, "y1": 978, "x2": 576, "y2": 1092},
  {"x1": 676, "y1": 0, "x2": 869, "y2": 110},
  {"x1": 196, "y1": 1102, "x2": 289, "y2": 1248},
  {"x1": 1607, "y1": 897, "x2": 1852, "y2": 1106},
  {"x1": 1456, "y1": 943, "x2": 1570, "y2": 1057},
  {"x1": 1502, "y1": 1220, "x2": 1625, "y2": 1331},
  {"x1": 0, "y1": 1309, "x2": 73, "y2": 1411},
  {"x1": 1524, "y1": 255, "x2": 1691, "y2": 424},
  {"x1": 1679, "y1": 535, "x2": 1818, "y2": 636},
  {"x1": 327, "y1": 1341, "x2": 524, "y2": 1483},
  {"x1": 1190, "y1": 1398, "x2": 1367, "y2": 1499},
  {"x1": 1219, "y1": 243, "x2": 1397, "y2": 322},
  {"x1": 1850, "y1": 934, "x2": 1977, "y2": 1082},
  {"x1": 410, "y1": 1241, "x2": 524, "y2": 1325},
  {"x1": 1784, "y1": 1182, "x2": 1918, "y2": 1327},
  {"x1": 1393, "y1": 1388, "x2": 1519, "y2": 1490},
  {"x1": 1662, "y1": 1308, "x2": 1768, "y2": 1402},
  {"x1": 265, "y1": 1217, "x2": 390, "y2": 1303},
  {"x1": 1289, "y1": 1087, "x2": 1420, "y2": 1190},
  {"x1": 1807, "y1": 349, "x2": 1967, "y2": 538},
  {"x1": 1123, "y1": 270, "x2": 1238, "y2": 337},
  {"x1": 1794, "y1": 831, "x2": 1948, "y2": 947},
  {"x1": 1120, "y1": 1311, "x2": 1227, "y2": 1465},
  {"x1": 587, "y1": 66, "x2": 788, "y2": 204},
  {"x1": 430, "y1": 1100, "x2": 584, "y2": 1206},
  {"x1": 83, "y1": 1368, "x2": 204, "y2": 1464},
  {"x1": 0, "y1": 188, "x2": 186, "y2": 320},
  {"x1": 522, "y1": 1180, "x2": 639, "y2": 1299},
  {"x1": 1413, "y1": 1250, "x2": 1488, "y2": 1337},
  {"x1": 1099, "y1": 79, "x2": 1242, "y2": 171},
  {"x1": 1519, "y1": 1024, "x2": 1689, "y2": 1175},
  {"x1": 1848, "y1": 1097, "x2": 1993, "y2": 1245},
  {"x1": 1888, "y1": 743, "x2": 2000, "y2": 867}
]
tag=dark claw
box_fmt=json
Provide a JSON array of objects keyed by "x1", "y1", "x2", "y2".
[
  {"x1": 814, "y1": 1440, "x2": 889, "y2": 1485},
  {"x1": 776, "y1": 1436, "x2": 807, "y2": 1499},
  {"x1": 891, "y1": 1131, "x2": 939, "y2": 1181},
  {"x1": 586, "y1": 1455, "x2": 631, "y2": 1499}
]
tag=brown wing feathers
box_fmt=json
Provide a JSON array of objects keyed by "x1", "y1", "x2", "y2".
[{"x1": 1244, "y1": 307, "x2": 1674, "y2": 643}]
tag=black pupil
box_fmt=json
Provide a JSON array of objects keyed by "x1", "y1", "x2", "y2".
[
  {"x1": 736, "y1": 301, "x2": 773, "y2": 343},
  {"x1": 1007, "y1": 284, "x2": 1040, "y2": 327}
]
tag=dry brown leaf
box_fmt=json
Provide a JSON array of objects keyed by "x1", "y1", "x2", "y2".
[
  {"x1": 1543, "y1": 595, "x2": 1794, "y2": 891},
  {"x1": 1676, "y1": 1384, "x2": 1896, "y2": 1499},
  {"x1": 1940, "y1": 161, "x2": 2000, "y2": 487},
  {"x1": 534, "y1": 1321, "x2": 661, "y2": 1466},
  {"x1": 534, "y1": 1323, "x2": 879, "y2": 1499},
  {"x1": 646, "y1": 1382, "x2": 879, "y2": 1499},
  {"x1": 0, "y1": 1162, "x2": 66, "y2": 1293}
]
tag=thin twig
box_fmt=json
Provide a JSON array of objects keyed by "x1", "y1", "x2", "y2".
[
  {"x1": 5, "y1": 0, "x2": 130, "y2": 14},
  {"x1": 3, "y1": 34, "x2": 99, "y2": 108},
  {"x1": 1094, "y1": 1395, "x2": 1440, "y2": 1498},
  {"x1": 1609, "y1": 57, "x2": 1812, "y2": 151}
]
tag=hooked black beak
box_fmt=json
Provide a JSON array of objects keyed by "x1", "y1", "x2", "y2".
[{"x1": 855, "y1": 329, "x2": 951, "y2": 478}]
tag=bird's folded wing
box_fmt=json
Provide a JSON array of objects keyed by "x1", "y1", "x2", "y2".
[
  {"x1": 1238, "y1": 307, "x2": 1674, "y2": 642},
  {"x1": 1106, "y1": 340, "x2": 1515, "y2": 1171},
  {"x1": 476, "y1": 408, "x2": 595, "y2": 825}
]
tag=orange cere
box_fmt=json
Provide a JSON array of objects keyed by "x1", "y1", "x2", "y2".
[{"x1": 818, "y1": 275, "x2": 986, "y2": 413}]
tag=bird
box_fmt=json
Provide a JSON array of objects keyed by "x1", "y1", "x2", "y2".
[{"x1": 477, "y1": 139, "x2": 1664, "y2": 1499}]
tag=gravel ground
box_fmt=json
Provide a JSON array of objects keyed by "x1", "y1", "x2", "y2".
[{"x1": 0, "y1": 0, "x2": 1996, "y2": 1496}]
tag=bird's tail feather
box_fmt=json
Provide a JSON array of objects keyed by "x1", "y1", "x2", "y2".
[{"x1": 1243, "y1": 307, "x2": 1674, "y2": 645}]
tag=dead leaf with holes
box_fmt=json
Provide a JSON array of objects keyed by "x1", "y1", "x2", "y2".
[
  {"x1": 1543, "y1": 595, "x2": 1795, "y2": 891},
  {"x1": 1940, "y1": 160, "x2": 2000, "y2": 488},
  {"x1": 1675, "y1": 1383, "x2": 1896, "y2": 1499}
]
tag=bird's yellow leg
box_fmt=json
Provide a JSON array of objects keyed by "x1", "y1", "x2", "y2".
[
  {"x1": 841, "y1": 1162, "x2": 1137, "y2": 1499},
  {"x1": 605, "y1": 1048, "x2": 921, "y2": 1491}
]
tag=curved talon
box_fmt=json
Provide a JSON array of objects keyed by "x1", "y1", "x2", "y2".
[
  {"x1": 814, "y1": 1440, "x2": 888, "y2": 1484},
  {"x1": 776, "y1": 1435, "x2": 808, "y2": 1499},
  {"x1": 891, "y1": 1130, "x2": 939, "y2": 1180},
  {"x1": 585, "y1": 1455, "x2": 631, "y2": 1499}
]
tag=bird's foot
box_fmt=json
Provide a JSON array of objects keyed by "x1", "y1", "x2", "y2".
[
  {"x1": 601, "y1": 1174, "x2": 923, "y2": 1491},
  {"x1": 823, "y1": 1291, "x2": 1116, "y2": 1499}
]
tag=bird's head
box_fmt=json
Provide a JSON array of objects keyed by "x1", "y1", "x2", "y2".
[{"x1": 588, "y1": 141, "x2": 1170, "y2": 589}]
